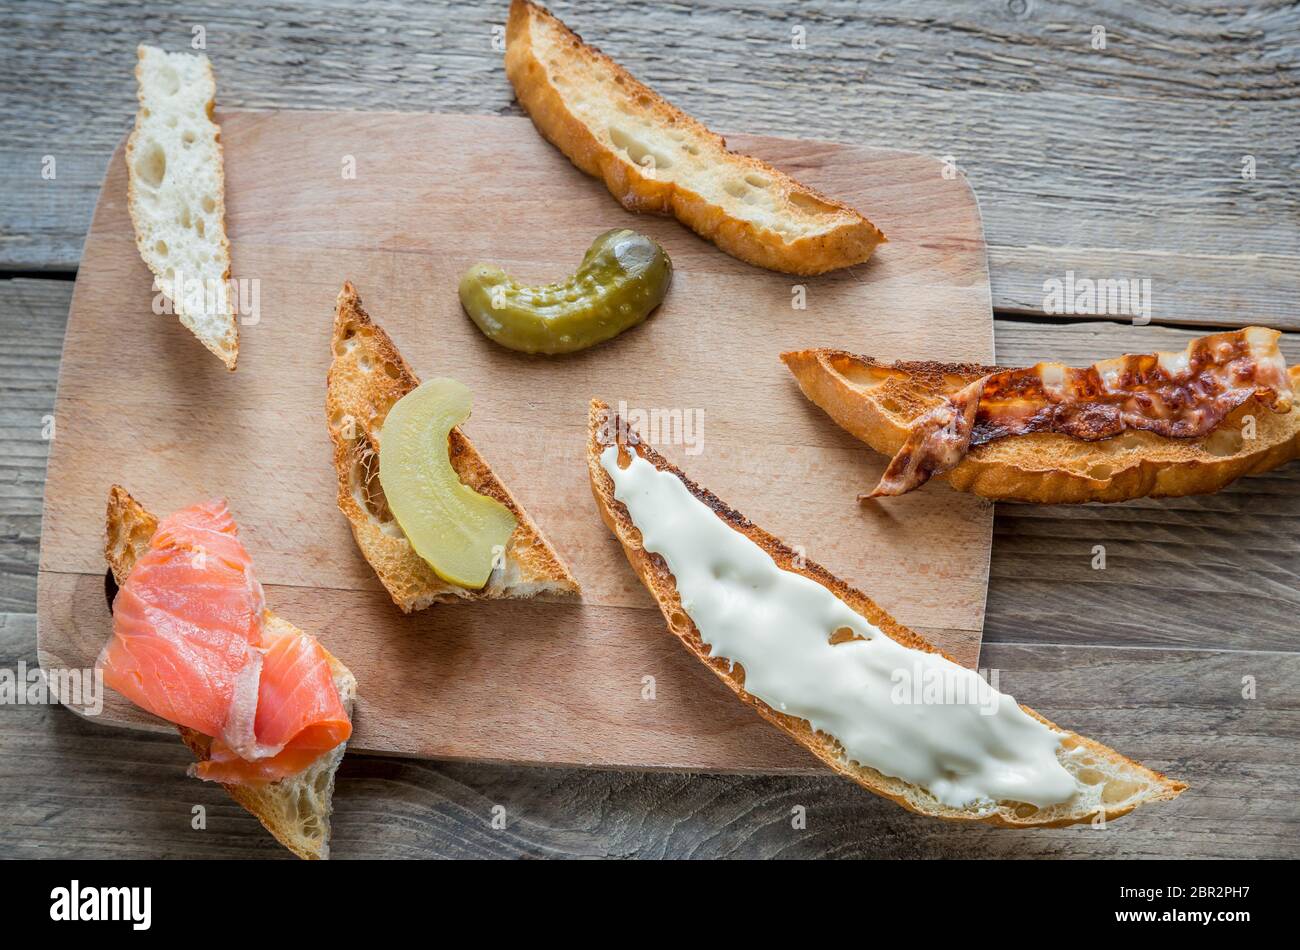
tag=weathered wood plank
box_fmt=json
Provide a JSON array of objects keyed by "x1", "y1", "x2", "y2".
[
  {"x1": 3, "y1": 612, "x2": 1294, "y2": 858},
  {"x1": 2, "y1": 0, "x2": 1297, "y2": 328},
  {"x1": 0, "y1": 279, "x2": 67, "y2": 614}
]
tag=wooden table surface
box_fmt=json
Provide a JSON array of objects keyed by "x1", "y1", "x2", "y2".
[{"x1": 2, "y1": 0, "x2": 1297, "y2": 859}]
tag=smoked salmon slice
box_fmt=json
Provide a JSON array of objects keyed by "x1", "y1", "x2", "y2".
[
  {"x1": 193, "y1": 628, "x2": 353, "y2": 785},
  {"x1": 99, "y1": 500, "x2": 351, "y2": 785}
]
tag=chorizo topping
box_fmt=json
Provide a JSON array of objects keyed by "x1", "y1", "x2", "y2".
[{"x1": 870, "y1": 327, "x2": 1293, "y2": 497}]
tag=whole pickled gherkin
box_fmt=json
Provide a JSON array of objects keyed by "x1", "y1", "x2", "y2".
[{"x1": 458, "y1": 228, "x2": 672, "y2": 355}]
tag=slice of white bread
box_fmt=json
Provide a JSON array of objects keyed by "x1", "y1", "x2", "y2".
[
  {"x1": 587, "y1": 400, "x2": 1186, "y2": 826},
  {"x1": 783, "y1": 349, "x2": 1300, "y2": 504},
  {"x1": 104, "y1": 486, "x2": 356, "y2": 859},
  {"x1": 505, "y1": 1, "x2": 885, "y2": 276},
  {"x1": 326, "y1": 282, "x2": 580, "y2": 612},
  {"x1": 126, "y1": 45, "x2": 238, "y2": 369}
]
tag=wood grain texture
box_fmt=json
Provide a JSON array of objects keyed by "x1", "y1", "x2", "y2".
[
  {"x1": 0, "y1": 279, "x2": 66, "y2": 614},
  {"x1": 2, "y1": 1, "x2": 1297, "y2": 326},
  {"x1": 35, "y1": 112, "x2": 996, "y2": 764},
  {"x1": 6, "y1": 280, "x2": 1298, "y2": 857},
  {"x1": 6, "y1": 613, "x2": 1295, "y2": 859}
]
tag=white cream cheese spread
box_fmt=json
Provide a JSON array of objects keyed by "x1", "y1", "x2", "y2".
[{"x1": 601, "y1": 446, "x2": 1079, "y2": 810}]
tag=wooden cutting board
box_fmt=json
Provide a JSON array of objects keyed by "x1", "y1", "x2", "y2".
[{"x1": 37, "y1": 112, "x2": 994, "y2": 772}]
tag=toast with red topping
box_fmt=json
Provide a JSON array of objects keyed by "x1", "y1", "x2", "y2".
[
  {"x1": 505, "y1": 0, "x2": 885, "y2": 275},
  {"x1": 783, "y1": 328, "x2": 1300, "y2": 504},
  {"x1": 104, "y1": 487, "x2": 355, "y2": 860}
]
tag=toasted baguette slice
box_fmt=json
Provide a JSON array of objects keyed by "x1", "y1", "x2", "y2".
[
  {"x1": 587, "y1": 400, "x2": 1185, "y2": 826},
  {"x1": 126, "y1": 45, "x2": 237, "y2": 369},
  {"x1": 783, "y1": 349, "x2": 1300, "y2": 504},
  {"x1": 326, "y1": 282, "x2": 580, "y2": 612},
  {"x1": 505, "y1": 1, "x2": 885, "y2": 275},
  {"x1": 104, "y1": 486, "x2": 355, "y2": 859}
]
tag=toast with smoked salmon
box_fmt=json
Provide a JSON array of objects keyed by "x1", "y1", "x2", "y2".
[
  {"x1": 783, "y1": 328, "x2": 1300, "y2": 504},
  {"x1": 587, "y1": 399, "x2": 1185, "y2": 826},
  {"x1": 505, "y1": 0, "x2": 884, "y2": 275},
  {"x1": 104, "y1": 486, "x2": 356, "y2": 860},
  {"x1": 326, "y1": 282, "x2": 579, "y2": 612}
]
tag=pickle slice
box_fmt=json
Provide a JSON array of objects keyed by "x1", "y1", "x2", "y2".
[
  {"x1": 459, "y1": 228, "x2": 672, "y2": 354},
  {"x1": 378, "y1": 378, "x2": 517, "y2": 589}
]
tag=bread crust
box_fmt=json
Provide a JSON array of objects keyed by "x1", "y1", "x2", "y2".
[
  {"x1": 104, "y1": 485, "x2": 354, "y2": 859},
  {"x1": 587, "y1": 401, "x2": 1185, "y2": 826},
  {"x1": 325, "y1": 282, "x2": 579, "y2": 612},
  {"x1": 505, "y1": 1, "x2": 885, "y2": 275},
  {"x1": 783, "y1": 348, "x2": 1300, "y2": 504}
]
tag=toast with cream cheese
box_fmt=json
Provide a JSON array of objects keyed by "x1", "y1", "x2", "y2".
[{"x1": 587, "y1": 399, "x2": 1185, "y2": 826}]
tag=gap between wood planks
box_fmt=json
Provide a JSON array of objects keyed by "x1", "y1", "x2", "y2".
[{"x1": 0, "y1": 265, "x2": 1272, "y2": 332}]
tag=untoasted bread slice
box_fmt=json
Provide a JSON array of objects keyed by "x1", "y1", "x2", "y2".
[
  {"x1": 126, "y1": 46, "x2": 238, "y2": 369},
  {"x1": 326, "y1": 282, "x2": 579, "y2": 612},
  {"x1": 783, "y1": 349, "x2": 1300, "y2": 504},
  {"x1": 587, "y1": 400, "x2": 1185, "y2": 826},
  {"x1": 505, "y1": 1, "x2": 885, "y2": 275},
  {"x1": 104, "y1": 486, "x2": 355, "y2": 859}
]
